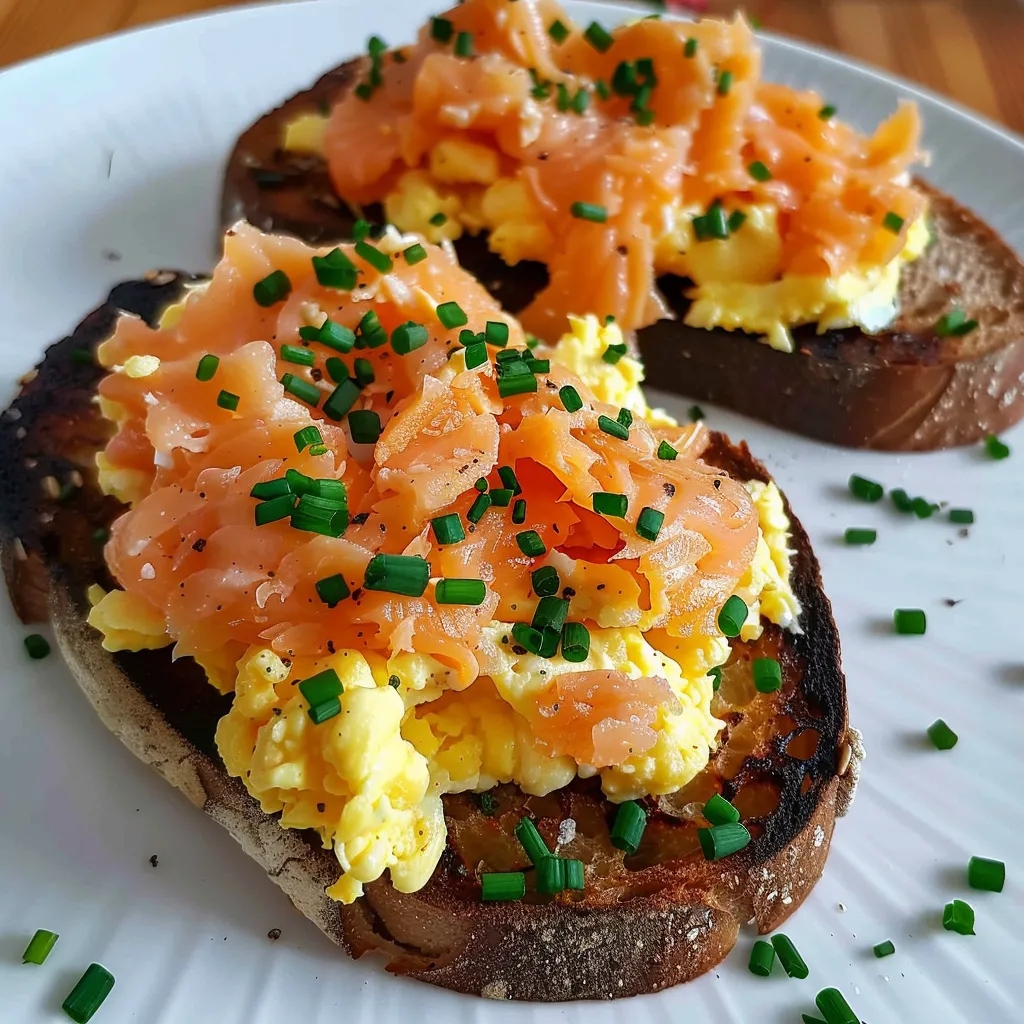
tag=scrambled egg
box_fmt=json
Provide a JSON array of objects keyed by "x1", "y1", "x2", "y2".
[{"x1": 93, "y1": 314, "x2": 801, "y2": 903}]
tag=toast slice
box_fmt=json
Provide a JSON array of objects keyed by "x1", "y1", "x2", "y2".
[
  {"x1": 221, "y1": 58, "x2": 1024, "y2": 452},
  {"x1": 0, "y1": 276, "x2": 856, "y2": 1001}
]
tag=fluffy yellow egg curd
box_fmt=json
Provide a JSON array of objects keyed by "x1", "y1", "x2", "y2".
[{"x1": 88, "y1": 225, "x2": 799, "y2": 903}]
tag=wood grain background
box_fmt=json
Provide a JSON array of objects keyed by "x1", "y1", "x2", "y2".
[{"x1": 1, "y1": 0, "x2": 1021, "y2": 133}]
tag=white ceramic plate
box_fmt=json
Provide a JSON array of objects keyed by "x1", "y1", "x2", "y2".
[{"x1": 1, "y1": 3, "x2": 1022, "y2": 1021}]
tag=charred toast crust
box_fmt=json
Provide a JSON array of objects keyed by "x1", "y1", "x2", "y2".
[
  {"x1": 221, "y1": 59, "x2": 1024, "y2": 451},
  {"x1": 0, "y1": 279, "x2": 850, "y2": 1001}
]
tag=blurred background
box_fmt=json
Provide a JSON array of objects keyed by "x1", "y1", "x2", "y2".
[{"x1": 0, "y1": 0, "x2": 1020, "y2": 132}]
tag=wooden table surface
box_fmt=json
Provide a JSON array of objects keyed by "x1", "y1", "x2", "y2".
[{"x1": 1, "y1": 0, "x2": 1022, "y2": 134}]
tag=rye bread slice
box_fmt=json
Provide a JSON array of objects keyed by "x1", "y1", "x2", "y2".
[
  {"x1": 220, "y1": 58, "x2": 1024, "y2": 451},
  {"x1": 0, "y1": 276, "x2": 856, "y2": 1000}
]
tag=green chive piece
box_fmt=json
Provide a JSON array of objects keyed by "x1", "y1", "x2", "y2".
[
  {"x1": 985, "y1": 434, "x2": 1010, "y2": 459},
  {"x1": 253, "y1": 269, "x2": 291, "y2": 307},
  {"x1": 308, "y1": 444, "x2": 329, "y2": 457},
  {"x1": 482, "y1": 872, "x2": 525, "y2": 901},
  {"x1": 844, "y1": 527, "x2": 877, "y2": 545},
  {"x1": 703, "y1": 793, "x2": 740, "y2": 826},
  {"x1": 564, "y1": 858, "x2": 585, "y2": 890},
  {"x1": 435, "y1": 578, "x2": 487, "y2": 605},
  {"x1": 497, "y1": 373, "x2": 538, "y2": 398},
  {"x1": 467, "y1": 493, "x2": 491, "y2": 524},
  {"x1": 531, "y1": 565, "x2": 559, "y2": 596},
  {"x1": 391, "y1": 321, "x2": 429, "y2": 355},
  {"x1": 363, "y1": 553, "x2": 431, "y2": 597},
  {"x1": 696, "y1": 201, "x2": 729, "y2": 241},
  {"x1": 489, "y1": 488, "x2": 514, "y2": 507},
  {"x1": 312, "y1": 248, "x2": 358, "y2": 290},
  {"x1": 62, "y1": 963, "x2": 115, "y2": 1024},
  {"x1": 294, "y1": 426, "x2": 323, "y2": 452},
  {"x1": 497, "y1": 465, "x2": 521, "y2": 495},
  {"x1": 815, "y1": 987, "x2": 858, "y2": 1024},
  {"x1": 299, "y1": 668, "x2": 343, "y2": 710},
  {"x1": 748, "y1": 160, "x2": 772, "y2": 181},
  {"x1": 583, "y1": 21, "x2": 614, "y2": 52},
  {"x1": 657, "y1": 440, "x2": 678, "y2": 460},
  {"x1": 325, "y1": 356, "x2": 347, "y2": 384},
  {"x1": 281, "y1": 343, "x2": 316, "y2": 367},
  {"x1": 430, "y1": 15, "x2": 453, "y2": 43},
  {"x1": 255, "y1": 494, "x2": 296, "y2": 526},
  {"x1": 873, "y1": 939, "x2": 896, "y2": 958},
  {"x1": 935, "y1": 308, "x2": 979, "y2": 337},
  {"x1": 616, "y1": 408, "x2": 633, "y2": 429},
  {"x1": 610, "y1": 801, "x2": 647, "y2": 854},
  {"x1": 495, "y1": 348, "x2": 525, "y2": 365},
  {"x1": 949, "y1": 508, "x2": 974, "y2": 524},
  {"x1": 595, "y1": 78, "x2": 610, "y2": 100},
  {"x1": 24, "y1": 634, "x2": 50, "y2": 659},
  {"x1": 512, "y1": 498, "x2": 527, "y2": 524},
  {"x1": 883, "y1": 211, "x2": 905, "y2": 233},
  {"x1": 849, "y1": 474, "x2": 884, "y2": 502},
  {"x1": 217, "y1": 390, "x2": 240, "y2": 411},
  {"x1": 894, "y1": 608, "x2": 926, "y2": 635},
  {"x1": 348, "y1": 409, "x2": 381, "y2": 445},
  {"x1": 752, "y1": 657, "x2": 782, "y2": 693},
  {"x1": 967, "y1": 856, "x2": 1005, "y2": 893},
  {"x1": 536, "y1": 856, "x2": 567, "y2": 894},
  {"x1": 280, "y1": 373, "x2": 321, "y2": 407},
  {"x1": 431, "y1": 513, "x2": 465, "y2": 546},
  {"x1": 593, "y1": 492, "x2": 628, "y2": 518},
  {"x1": 352, "y1": 220, "x2": 371, "y2": 242},
  {"x1": 308, "y1": 698, "x2": 341, "y2": 725},
  {"x1": 727, "y1": 209, "x2": 747, "y2": 232},
  {"x1": 526, "y1": 357, "x2": 550, "y2": 374},
  {"x1": 890, "y1": 487, "x2": 914, "y2": 513},
  {"x1": 818, "y1": 104, "x2": 837, "y2": 119},
  {"x1": 196, "y1": 354, "x2": 219, "y2": 381},
  {"x1": 354, "y1": 239, "x2": 392, "y2": 274},
  {"x1": 454, "y1": 30, "x2": 474, "y2": 58},
  {"x1": 603, "y1": 343, "x2": 627, "y2": 364},
  {"x1": 718, "y1": 594, "x2": 748, "y2": 637},
  {"x1": 717, "y1": 69, "x2": 733, "y2": 96},
  {"x1": 612, "y1": 60, "x2": 638, "y2": 96},
  {"x1": 570, "y1": 201, "x2": 608, "y2": 223},
  {"x1": 927, "y1": 718, "x2": 957, "y2": 750},
  {"x1": 771, "y1": 934, "x2": 809, "y2": 978},
  {"x1": 561, "y1": 622, "x2": 591, "y2": 663},
  {"x1": 911, "y1": 496, "x2": 937, "y2": 519},
  {"x1": 436, "y1": 301, "x2": 468, "y2": 329},
  {"x1": 572, "y1": 88, "x2": 590, "y2": 115},
  {"x1": 516, "y1": 530, "x2": 546, "y2": 557},
  {"x1": 475, "y1": 477, "x2": 488, "y2": 492},
  {"x1": 597, "y1": 414, "x2": 628, "y2": 440},
  {"x1": 291, "y1": 494, "x2": 348, "y2": 536},
  {"x1": 477, "y1": 791, "x2": 496, "y2": 816},
  {"x1": 429, "y1": 211, "x2": 448, "y2": 226},
  {"x1": 403, "y1": 243, "x2": 428, "y2": 265},
  {"x1": 511, "y1": 621, "x2": 543, "y2": 654},
  {"x1": 353, "y1": 357, "x2": 375, "y2": 388},
  {"x1": 688, "y1": 405, "x2": 705, "y2": 422},
  {"x1": 559, "y1": 385, "x2": 583, "y2": 412},
  {"x1": 548, "y1": 18, "x2": 570, "y2": 43},
  {"x1": 748, "y1": 939, "x2": 775, "y2": 977},
  {"x1": 942, "y1": 899, "x2": 976, "y2": 935},
  {"x1": 464, "y1": 341, "x2": 488, "y2": 369},
  {"x1": 556, "y1": 82, "x2": 572, "y2": 112},
  {"x1": 697, "y1": 821, "x2": 751, "y2": 861},
  {"x1": 485, "y1": 321, "x2": 510, "y2": 347},
  {"x1": 532, "y1": 596, "x2": 569, "y2": 634},
  {"x1": 250, "y1": 477, "x2": 291, "y2": 500},
  {"x1": 316, "y1": 320, "x2": 356, "y2": 353},
  {"x1": 515, "y1": 817, "x2": 551, "y2": 865},
  {"x1": 684, "y1": 37, "x2": 698, "y2": 57},
  {"x1": 707, "y1": 665, "x2": 722, "y2": 692},
  {"x1": 315, "y1": 573, "x2": 350, "y2": 608},
  {"x1": 635, "y1": 506, "x2": 664, "y2": 541},
  {"x1": 22, "y1": 928, "x2": 59, "y2": 964},
  {"x1": 353, "y1": 84, "x2": 373, "y2": 102},
  {"x1": 323, "y1": 379, "x2": 361, "y2": 421}
]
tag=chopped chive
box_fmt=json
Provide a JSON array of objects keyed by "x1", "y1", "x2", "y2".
[
  {"x1": 612, "y1": 60, "x2": 638, "y2": 96},
  {"x1": 403, "y1": 243, "x2": 427, "y2": 265},
  {"x1": 694, "y1": 201, "x2": 729, "y2": 241},
  {"x1": 985, "y1": 434, "x2": 1010, "y2": 459},
  {"x1": 280, "y1": 373, "x2": 321, "y2": 407},
  {"x1": 912, "y1": 496, "x2": 938, "y2": 519},
  {"x1": 498, "y1": 373, "x2": 538, "y2": 398},
  {"x1": 718, "y1": 594, "x2": 748, "y2": 637},
  {"x1": 948, "y1": 508, "x2": 974, "y2": 526},
  {"x1": 603, "y1": 343, "x2": 627, "y2": 364},
  {"x1": 498, "y1": 465, "x2": 521, "y2": 495},
  {"x1": 532, "y1": 596, "x2": 569, "y2": 633},
  {"x1": 485, "y1": 321, "x2": 510, "y2": 347},
  {"x1": 815, "y1": 988, "x2": 858, "y2": 1024},
  {"x1": 312, "y1": 248, "x2": 358, "y2": 289},
  {"x1": 24, "y1": 634, "x2": 51, "y2": 659},
  {"x1": 467, "y1": 492, "x2": 491, "y2": 524},
  {"x1": 352, "y1": 220, "x2": 371, "y2": 242},
  {"x1": 967, "y1": 856, "x2": 1005, "y2": 892},
  {"x1": 353, "y1": 357, "x2": 375, "y2": 387},
  {"x1": 250, "y1": 477, "x2": 291, "y2": 500},
  {"x1": 431, "y1": 513, "x2": 465, "y2": 546},
  {"x1": 818, "y1": 104, "x2": 837, "y2": 119},
  {"x1": 216, "y1": 390, "x2": 240, "y2": 411},
  {"x1": 464, "y1": 342, "x2": 487, "y2": 369},
  {"x1": 935, "y1": 308, "x2": 979, "y2": 337},
  {"x1": 727, "y1": 210, "x2": 747, "y2": 232},
  {"x1": 927, "y1": 718, "x2": 957, "y2": 750},
  {"x1": 62, "y1": 963, "x2": 115, "y2": 1024},
  {"x1": 531, "y1": 565, "x2": 559, "y2": 596},
  {"x1": 294, "y1": 426, "x2": 323, "y2": 452},
  {"x1": 511, "y1": 621, "x2": 543, "y2": 654},
  {"x1": 22, "y1": 928, "x2": 59, "y2": 965},
  {"x1": 717, "y1": 70, "x2": 733, "y2": 96},
  {"x1": 556, "y1": 82, "x2": 572, "y2": 112},
  {"x1": 635, "y1": 506, "x2": 664, "y2": 541},
  {"x1": 748, "y1": 939, "x2": 775, "y2": 977},
  {"x1": 299, "y1": 668, "x2": 343, "y2": 710},
  {"x1": 597, "y1": 414, "x2": 628, "y2": 440},
  {"x1": 873, "y1": 939, "x2": 896, "y2": 959},
  {"x1": 435, "y1": 578, "x2": 487, "y2": 605},
  {"x1": 536, "y1": 856, "x2": 567, "y2": 894},
  {"x1": 489, "y1": 488, "x2": 514, "y2": 507},
  {"x1": 771, "y1": 934, "x2": 808, "y2": 978},
  {"x1": 391, "y1": 321, "x2": 429, "y2": 355},
  {"x1": 474, "y1": 477, "x2": 488, "y2": 492},
  {"x1": 698, "y1": 821, "x2": 751, "y2": 861},
  {"x1": 570, "y1": 201, "x2": 608, "y2": 223},
  {"x1": 748, "y1": 160, "x2": 772, "y2": 181},
  {"x1": 688, "y1": 405, "x2": 705, "y2": 422},
  {"x1": 616, "y1": 408, "x2": 633, "y2": 429},
  {"x1": 583, "y1": 21, "x2": 614, "y2": 52},
  {"x1": 844, "y1": 527, "x2": 876, "y2": 545},
  {"x1": 684, "y1": 37, "x2": 698, "y2": 57},
  {"x1": 308, "y1": 698, "x2": 341, "y2": 725},
  {"x1": 363, "y1": 553, "x2": 431, "y2": 597},
  {"x1": 571, "y1": 88, "x2": 590, "y2": 115},
  {"x1": 893, "y1": 608, "x2": 926, "y2": 635},
  {"x1": 752, "y1": 657, "x2": 782, "y2": 693},
  {"x1": 526, "y1": 358, "x2": 550, "y2": 374},
  {"x1": 308, "y1": 444, "x2": 329, "y2": 456},
  {"x1": 354, "y1": 83, "x2": 373, "y2": 101},
  {"x1": 481, "y1": 872, "x2": 525, "y2": 901},
  {"x1": 495, "y1": 348, "x2": 525, "y2": 364},
  {"x1": 890, "y1": 487, "x2": 914, "y2": 512},
  {"x1": 515, "y1": 817, "x2": 551, "y2": 865},
  {"x1": 318, "y1": 320, "x2": 357, "y2": 353},
  {"x1": 559, "y1": 385, "x2": 583, "y2": 412},
  {"x1": 595, "y1": 78, "x2": 610, "y2": 100},
  {"x1": 348, "y1": 409, "x2": 381, "y2": 444},
  {"x1": 703, "y1": 793, "x2": 740, "y2": 826},
  {"x1": 516, "y1": 530, "x2": 546, "y2": 557},
  {"x1": 195, "y1": 354, "x2": 219, "y2": 381},
  {"x1": 291, "y1": 494, "x2": 348, "y2": 536},
  {"x1": 657, "y1": 440, "x2": 677, "y2": 460},
  {"x1": 548, "y1": 18, "x2": 570, "y2": 43},
  {"x1": 354, "y1": 239, "x2": 392, "y2": 273},
  {"x1": 610, "y1": 801, "x2": 646, "y2": 853},
  {"x1": 325, "y1": 356, "x2": 347, "y2": 384},
  {"x1": 561, "y1": 622, "x2": 590, "y2": 663},
  {"x1": 564, "y1": 858, "x2": 585, "y2": 890},
  {"x1": 593, "y1": 492, "x2": 627, "y2": 517},
  {"x1": 315, "y1": 573, "x2": 350, "y2": 607},
  {"x1": 436, "y1": 301, "x2": 468, "y2": 329},
  {"x1": 942, "y1": 899, "x2": 975, "y2": 935},
  {"x1": 253, "y1": 269, "x2": 291, "y2": 307},
  {"x1": 883, "y1": 211, "x2": 905, "y2": 233},
  {"x1": 430, "y1": 15, "x2": 453, "y2": 42},
  {"x1": 512, "y1": 498, "x2": 527, "y2": 524},
  {"x1": 454, "y1": 30, "x2": 474, "y2": 58},
  {"x1": 323, "y1": 379, "x2": 361, "y2": 421},
  {"x1": 849, "y1": 474, "x2": 883, "y2": 502},
  {"x1": 707, "y1": 665, "x2": 722, "y2": 691},
  {"x1": 281, "y1": 344, "x2": 316, "y2": 367}
]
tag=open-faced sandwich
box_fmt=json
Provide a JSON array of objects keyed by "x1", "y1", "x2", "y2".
[
  {"x1": 223, "y1": 0, "x2": 1024, "y2": 451},
  {"x1": 0, "y1": 223, "x2": 856, "y2": 1000}
]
